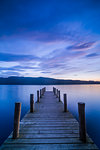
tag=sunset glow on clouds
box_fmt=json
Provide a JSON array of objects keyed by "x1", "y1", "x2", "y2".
[{"x1": 0, "y1": 0, "x2": 100, "y2": 80}]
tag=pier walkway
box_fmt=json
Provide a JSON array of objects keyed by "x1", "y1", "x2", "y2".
[{"x1": 0, "y1": 90, "x2": 98, "y2": 149}]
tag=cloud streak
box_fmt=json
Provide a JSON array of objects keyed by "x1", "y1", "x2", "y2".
[
  {"x1": 86, "y1": 53, "x2": 99, "y2": 58},
  {"x1": 67, "y1": 42, "x2": 96, "y2": 51},
  {"x1": 0, "y1": 53, "x2": 40, "y2": 62}
]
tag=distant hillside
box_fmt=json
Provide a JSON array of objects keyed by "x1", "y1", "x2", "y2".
[{"x1": 0, "y1": 76, "x2": 100, "y2": 85}]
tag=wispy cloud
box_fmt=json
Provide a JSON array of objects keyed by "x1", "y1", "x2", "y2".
[
  {"x1": 0, "y1": 53, "x2": 40, "y2": 62},
  {"x1": 86, "y1": 53, "x2": 99, "y2": 58},
  {"x1": 67, "y1": 42, "x2": 96, "y2": 51},
  {"x1": 0, "y1": 71, "x2": 21, "y2": 77}
]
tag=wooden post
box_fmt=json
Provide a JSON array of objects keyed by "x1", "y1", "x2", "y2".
[
  {"x1": 13, "y1": 102, "x2": 21, "y2": 139},
  {"x1": 37, "y1": 90, "x2": 40, "y2": 102},
  {"x1": 54, "y1": 88, "x2": 55, "y2": 95},
  {"x1": 42, "y1": 88, "x2": 44, "y2": 96},
  {"x1": 43, "y1": 87, "x2": 45, "y2": 95},
  {"x1": 78, "y1": 102, "x2": 86, "y2": 142},
  {"x1": 30, "y1": 94, "x2": 34, "y2": 113},
  {"x1": 40, "y1": 89, "x2": 42, "y2": 98},
  {"x1": 58, "y1": 90, "x2": 61, "y2": 102},
  {"x1": 55, "y1": 88, "x2": 57, "y2": 96},
  {"x1": 44, "y1": 87, "x2": 46, "y2": 92},
  {"x1": 64, "y1": 94, "x2": 67, "y2": 112},
  {"x1": 53, "y1": 87, "x2": 54, "y2": 93},
  {"x1": 54, "y1": 88, "x2": 56, "y2": 95},
  {"x1": 56, "y1": 89, "x2": 58, "y2": 98},
  {"x1": 42, "y1": 88, "x2": 44, "y2": 95},
  {"x1": 41, "y1": 88, "x2": 43, "y2": 96}
]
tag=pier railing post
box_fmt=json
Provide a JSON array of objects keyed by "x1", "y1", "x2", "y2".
[
  {"x1": 42, "y1": 88, "x2": 43, "y2": 96},
  {"x1": 40, "y1": 89, "x2": 42, "y2": 98},
  {"x1": 58, "y1": 90, "x2": 61, "y2": 102},
  {"x1": 44, "y1": 87, "x2": 46, "y2": 92},
  {"x1": 56, "y1": 89, "x2": 58, "y2": 98},
  {"x1": 13, "y1": 102, "x2": 21, "y2": 139},
  {"x1": 42, "y1": 88, "x2": 44, "y2": 96},
  {"x1": 43, "y1": 88, "x2": 44, "y2": 95},
  {"x1": 43, "y1": 87, "x2": 46, "y2": 95},
  {"x1": 30, "y1": 94, "x2": 34, "y2": 113},
  {"x1": 54, "y1": 88, "x2": 56, "y2": 95},
  {"x1": 64, "y1": 94, "x2": 67, "y2": 112},
  {"x1": 37, "y1": 90, "x2": 40, "y2": 102},
  {"x1": 55, "y1": 88, "x2": 57, "y2": 96},
  {"x1": 53, "y1": 87, "x2": 54, "y2": 93},
  {"x1": 78, "y1": 102, "x2": 86, "y2": 142}
]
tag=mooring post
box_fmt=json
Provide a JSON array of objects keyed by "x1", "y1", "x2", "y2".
[
  {"x1": 30, "y1": 94, "x2": 34, "y2": 113},
  {"x1": 37, "y1": 90, "x2": 40, "y2": 102},
  {"x1": 43, "y1": 88, "x2": 45, "y2": 94},
  {"x1": 43, "y1": 87, "x2": 45, "y2": 95},
  {"x1": 56, "y1": 89, "x2": 58, "y2": 98},
  {"x1": 64, "y1": 94, "x2": 67, "y2": 112},
  {"x1": 55, "y1": 88, "x2": 57, "y2": 96},
  {"x1": 58, "y1": 90, "x2": 61, "y2": 102},
  {"x1": 45, "y1": 87, "x2": 46, "y2": 92},
  {"x1": 78, "y1": 102, "x2": 86, "y2": 143},
  {"x1": 54, "y1": 88, "x2": 56, "y2": 95},
  {"x1": 53, "y1": 87, "x2": 54, "y2": 93},
  {"x1": 54, "y1": 88, "x2": 55, "y2": 95},
  {"x1": 13, "y1": 102, "x2": 21, "y2": 139},
  {"x1": 42, "y1": 88, "x2": 44, "y2": 96},
  {"x1": 40, "y1": 89, "x2": 42, "y2": 98},
  {"x1": 41, "y1": 88, "x2": 43, "y2": 96}
]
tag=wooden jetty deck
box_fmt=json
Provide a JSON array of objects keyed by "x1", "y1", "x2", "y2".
[{"x1": 0, "y1": 89, "x2": 98, "y2": 150}]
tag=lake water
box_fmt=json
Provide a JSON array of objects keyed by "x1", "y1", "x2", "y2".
[{"x1": 0, "y1": 85, "x2": 100, "y2": 149}]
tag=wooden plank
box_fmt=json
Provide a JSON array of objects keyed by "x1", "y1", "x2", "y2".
[
  {"x1": 5, "y1": 137, "x2": 93, "y2": 144},
  {"x1": 0, "y1": 143, "x2": 98, "y2": 150},
  {"x1": 21, "y1": 123, "x2": 78, "y2": 128},
  {"x1": 20, "y1": 122, "x2": 79, "y2": 125},
  {"x1": 9, "y1": 133, "x2": 79, "y2": 139},
  {"x1": 19, "y1": 126, "x2": 79, "y2": 130},
  {"x1": 19, "y1": 129, "x2": 79, "y2": 134}
]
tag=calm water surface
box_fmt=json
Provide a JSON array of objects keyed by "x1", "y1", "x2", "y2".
[{"x1": 0, "y1": 85, "x2": 100, "y2": 149}]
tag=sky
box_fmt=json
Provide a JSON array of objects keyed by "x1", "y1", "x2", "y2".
[{"x1": 0, "y1": 0, "x2": 100, "y2": 81}]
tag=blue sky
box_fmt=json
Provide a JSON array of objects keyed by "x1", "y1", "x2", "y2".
[{"x1": 0, "y1": 0, "x2": 100, "y2": 80}]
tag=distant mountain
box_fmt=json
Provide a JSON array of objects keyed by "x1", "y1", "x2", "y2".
[{"x1": 0, "y1": 76, "x2": 100, "y2": 85}]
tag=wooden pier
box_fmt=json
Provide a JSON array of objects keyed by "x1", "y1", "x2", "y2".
[{"x1": 0, "y1": 88, "x2": 98, "y2": 150}]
